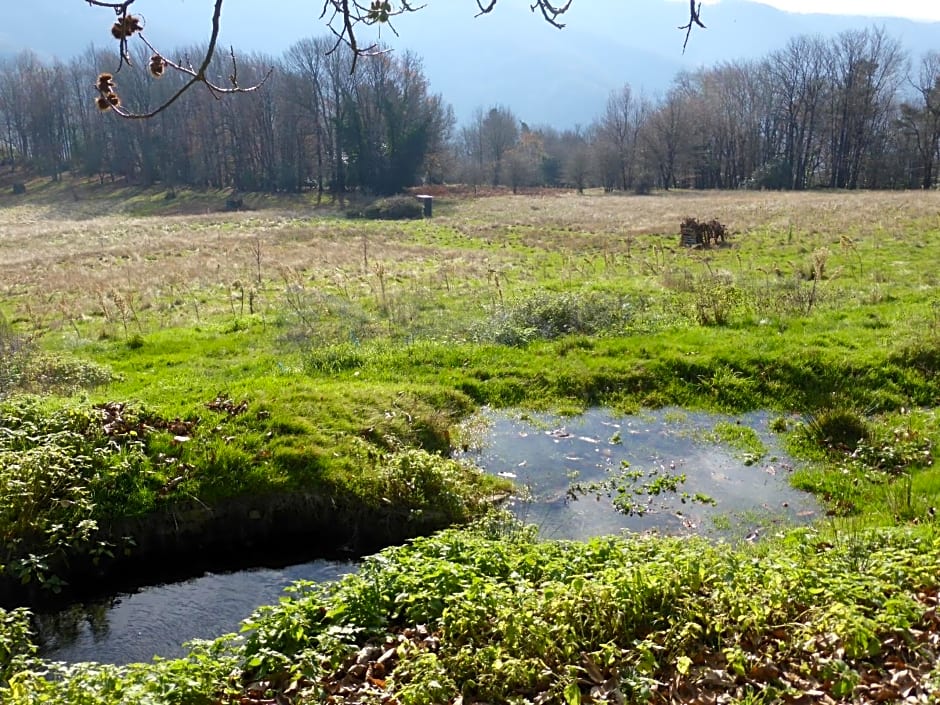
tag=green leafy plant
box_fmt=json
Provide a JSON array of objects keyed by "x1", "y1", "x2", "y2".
[{"x1": 476, "y1": 290, "x2": 639, "y2": 346}]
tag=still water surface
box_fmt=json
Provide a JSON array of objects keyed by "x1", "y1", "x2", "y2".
[
  {"x1": 40, "y1": 407, "x2": 818, "y2": 664},
  {"x1": 38, "y1": 560, "x2": 355, "y2": 664},
  {"x1": 459, "y1": 407, "x2": 818, "y2": 540}
]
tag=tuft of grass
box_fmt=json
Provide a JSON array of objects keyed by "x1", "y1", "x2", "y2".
[
  {"x1": 706, "y1": 420, "x2": 767, "y2": 464},
  {"x1": 801, "y1": 408, "x2": 871, "y2": 456}
]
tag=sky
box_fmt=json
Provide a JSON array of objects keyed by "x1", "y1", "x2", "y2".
[
  {"x1": 745, "y1": 0, "x2": 940, "y2": 21},
  {"x1": 18, "y1": 1, "x2": 939, "y2": 59}
]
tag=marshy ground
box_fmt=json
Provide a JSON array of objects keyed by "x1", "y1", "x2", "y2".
[{"x1": 1, "y1": 180, "x2": 939, "y2": 703}]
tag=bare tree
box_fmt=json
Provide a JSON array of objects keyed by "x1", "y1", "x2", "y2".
[
  {"x1": 481, "y1": 106, "x2": 520, "y2": 186},
  {"x1": 642, "y1": 84, "x2": 691, "y2": 190},
  {"x1": 897, "y1": 52, "x2": 940, "y2": 189},
  {"x1": 766, "y1": 36, "x2": 828, "y2": 189},
  {"x1": 824, "y1": 28, "x2": 906, "y2": 189},
  {"x1": 596, "y1": 85, "x2": 649, "y2": 191},
  {"x1": 564, "y1": 136, "x2": 591, "y2": 194}
]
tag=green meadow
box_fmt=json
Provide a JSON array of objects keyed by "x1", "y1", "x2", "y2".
[{"x1": 1, "y1": 184, "x2": 939, "y2": 703}]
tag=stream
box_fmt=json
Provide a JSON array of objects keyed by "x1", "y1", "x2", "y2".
[
  {"x1": 36, "y1": 560, "x2": 356, "y2": 665},
  {"x1": 39, "y1": 407, "x2": 819, "y2": 664}
]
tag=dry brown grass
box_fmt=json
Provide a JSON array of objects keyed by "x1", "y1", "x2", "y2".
[
  {"x1": 449, "y1": 189, "x2": 940, "y2": 238},
  {"x1": 2, "y1": 188, "x2": 938, "y2": 333}
]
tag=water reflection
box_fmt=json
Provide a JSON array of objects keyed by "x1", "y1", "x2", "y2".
[
  {"x1": 38, "y1": 560, "x2": 355, "y2": 664},
  {"x1": 460, "y1": 407, "x2": 818, "y2": 541},
  {"x1": 39, "y1": 407, "x2": 818, "y2": 665}
]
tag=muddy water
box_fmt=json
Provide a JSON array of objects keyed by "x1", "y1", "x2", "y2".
[
  {"x1": 458, "y1": 407, "x2": 819, "y2": 541},
  {"x1": 39, "y1": 407, "x2": 817, "y2": 664}
]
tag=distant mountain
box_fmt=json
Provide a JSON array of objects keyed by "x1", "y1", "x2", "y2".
[
  {"x1": 396, "y1": 0, "x2": 940, "y2": 126},
  {"x1": 8, "y1": 0, "x2": 940, "y2": 127}
]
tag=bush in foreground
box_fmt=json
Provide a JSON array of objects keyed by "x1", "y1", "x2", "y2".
[{"x1": 4, "y1": 518, "x2": 939, "y2": 704}]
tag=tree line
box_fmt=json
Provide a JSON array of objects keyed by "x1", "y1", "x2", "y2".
[
  {"x1": 1, "y1": 25, "x2": 939, "y2": 195},
  {"x1": 461, "y1": 28, "x2": 940, "y2": 193},
  {"x1": 0, "y1": 38, "x2": 452, "y2": 197}
]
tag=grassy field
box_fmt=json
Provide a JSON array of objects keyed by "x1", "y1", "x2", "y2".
[{"x1": 1, "y1": 182, "x2": 940, "y2": 703}]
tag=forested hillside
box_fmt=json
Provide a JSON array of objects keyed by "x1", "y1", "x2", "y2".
[{"x1": 2, "y1": 24, "x2": 938, "y2": 195}]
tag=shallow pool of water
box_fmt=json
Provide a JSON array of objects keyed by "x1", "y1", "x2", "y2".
[
  {"x1": 459, "y1": 407, "x2": 819, "y2": 541},
  {"x1": 38, "y1": 560, "x2": 355, "y2": 664}
]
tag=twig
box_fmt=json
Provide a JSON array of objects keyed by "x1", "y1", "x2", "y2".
[
  {"x1": 678, "y1": 0, "x2": 706, "y2": 53},
  {"x1": 91, "y1": 0, "x2": 272, "y2": 119}
]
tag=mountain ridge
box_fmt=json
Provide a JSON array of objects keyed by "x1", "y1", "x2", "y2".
[{"x1": 4, "y1": 0, "x2": 938, "y2": 127}]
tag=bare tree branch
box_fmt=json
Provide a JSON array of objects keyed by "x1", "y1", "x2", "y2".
[
  {"x1": 91, "y1": 0, "x2": 272, "y2": 119},
  {"x1": 84, "y1": 1, "x2": 706, "y2": 118},
  {"x1": 474, "y1": 0, "x2": 572, "y2": 27},
  {"x1": 679, "y1": 0, "x2": 707, "y2": 53}
]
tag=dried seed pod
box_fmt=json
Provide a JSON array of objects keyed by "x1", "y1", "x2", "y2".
[
  {"x1": 96, "y1": 73, "x2": 115, "y2": 92},
  {"x1": 111, "y1": 14, "x2": 143, "y2": 40},
  {"x1": 149, "y1": 55, "x2": 166, "y2": 78}
]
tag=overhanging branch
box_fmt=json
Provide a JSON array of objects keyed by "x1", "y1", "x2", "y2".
[{"x1": 82, "y1": 1, "x2": 707, "y2": 117}]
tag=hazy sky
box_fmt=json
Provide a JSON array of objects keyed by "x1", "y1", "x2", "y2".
[{"x1": 717, "y1": 0, "x2": 940, "y2": 21}]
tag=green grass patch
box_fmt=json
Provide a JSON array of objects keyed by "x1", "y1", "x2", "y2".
[{"x1": 705, "y1": 421, "x2": 768, "y2": 464}]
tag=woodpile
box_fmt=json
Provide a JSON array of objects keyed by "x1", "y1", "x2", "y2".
[{"x1": 680, "y1": 217, "x2": 727, "y2": 248}]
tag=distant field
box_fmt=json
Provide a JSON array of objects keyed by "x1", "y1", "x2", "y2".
[{"x1": 2, "y1": 187, "x2": 938, "y2": 338}]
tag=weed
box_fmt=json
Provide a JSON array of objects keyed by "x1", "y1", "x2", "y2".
[{"x1": 475, "y1": 290, "x2": 639, "y2": 346}]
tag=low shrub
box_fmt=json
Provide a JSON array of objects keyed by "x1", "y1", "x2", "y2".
[
  {"x1": 373, "y1": 449, "x2": 503, "y2": 521},
  {"x1": 476, "y1": 290, "x2": 639, "y2": 346},
  {"x1": 0, "y1": 316, "x2": 33, "y2": 399},
  {"x1": 18, "y1": 354, "x2": 113, "y2": 395},
  {"x1": 350, "y1": 196, "x2": 424, "y2": 221},
  {"x1": 0, "y1": 607, "x2": 35, "y2": 686},
  {"x1": 1, "y1": 316, "x2": 111, "y2": 398}
]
